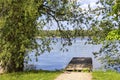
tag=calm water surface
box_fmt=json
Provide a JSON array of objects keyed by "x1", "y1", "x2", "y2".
[{"x1": 26, "y1": 38, "x2": 103, "y2": 71}]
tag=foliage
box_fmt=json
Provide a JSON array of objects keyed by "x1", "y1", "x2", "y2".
[
  {"x1": 0, "y1": 0, "x2": 78, "y2": 72},
  {"x1": 106, "y1": 30, "x2": 120, "y2": 40},
  {"x1": 0, "y1": 70, "x2": 61, "y2": 80},
  {"x1": 93, "y1": 41, "x2": 120, "y2": 70},
  {"x1": 0, "y1": 0, "x2": 41, "y2": 72},
  {"x1": 112, "y1": 0, "x2": 120, "y2": 19},
  {"x1": 0, "y1": 0, "x2": 119, "y2": 73},
  {"x1": 89, "y1": 0, "x2": 120, "y2": 70},
  {"x1": 0, "y1": 0, "x2": 93, "y2": 73},
  {"x1": 89, "y1": 0, "x2": 120, "y2": 42}
]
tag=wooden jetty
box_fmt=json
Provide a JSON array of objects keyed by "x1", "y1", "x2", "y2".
[{"x1": 65, "y1": 57, "x2": 92, "y2": 71}]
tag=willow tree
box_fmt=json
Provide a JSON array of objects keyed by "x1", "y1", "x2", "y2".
[
  {"x1": 0, "y1": 0, "x2": 79, "y2": 72},
  {"x1": 0, "y1": 0, "x2": 41, "y2": 72}
]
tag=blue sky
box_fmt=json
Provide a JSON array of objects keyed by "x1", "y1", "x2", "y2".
[{"x1": 43, "y1": 0, "x2": 100, "y2": 30}]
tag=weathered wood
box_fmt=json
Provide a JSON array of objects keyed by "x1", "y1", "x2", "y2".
[{"x1": 65, "y1": 57, "x2": 92, "y2": 71}]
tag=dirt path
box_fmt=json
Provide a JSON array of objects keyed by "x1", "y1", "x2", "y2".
[{"x1": 55, "y1": 72, "x2": 92, "y2": 80}]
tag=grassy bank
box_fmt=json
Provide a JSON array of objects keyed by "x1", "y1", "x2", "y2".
[
  {"x1": 1, "y1": 70, "x2": 120, "y2": 80},
  {"x1": 0, "y1": 70, "x2": 61, "y2": 80},
  {"x1": 92, "y1": 70, "x2": 120, "y2": 80}
]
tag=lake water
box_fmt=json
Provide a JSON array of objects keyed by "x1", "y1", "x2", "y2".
[{"x1": 25, "y1": 38, "x2": 104, "y2": 71}]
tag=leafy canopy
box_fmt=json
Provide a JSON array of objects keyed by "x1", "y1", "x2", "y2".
[
  {"x1": 0, "y1": 0, "x2": 120, "y2": 72},
  {"x1": 0, "y1": 0, "x2": 77, "y2": 72}
]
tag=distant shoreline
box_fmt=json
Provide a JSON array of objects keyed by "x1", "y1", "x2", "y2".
[{"x1": 35, "y1": 36, "x2": 91, "y2": 39}]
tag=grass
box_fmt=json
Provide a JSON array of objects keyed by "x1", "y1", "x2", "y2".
[
  {"x1": 1, "y1": 70, "x2": 120, "y2": 80},
  {"x1": 0, "y1": 70, "x2": 61, "y2": 80},
  {"x1": 92, "y1": 70, "x2": 120, "y2": 80}
]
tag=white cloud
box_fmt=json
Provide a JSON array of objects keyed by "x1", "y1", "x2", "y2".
[
  {"x1": 78, "y1": 0, "x2": 98, "y2": 4},
  {"x1": 78, "y1": 0, "x2": 101, "y2": 10}
]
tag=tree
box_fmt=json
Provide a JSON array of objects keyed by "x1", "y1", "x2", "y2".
[
  {"x1": 0, "y1": 0, "x2": 78, "y2": 72},
  {"x1": 90, "y1": 0, "x2": 120, "y2": 70},
  {"x1": 0, "y1": 0, "x2": 41, "y2": 72},
  {"x1": 1, "y1": 0, "x2": 118, "y2": 73}
]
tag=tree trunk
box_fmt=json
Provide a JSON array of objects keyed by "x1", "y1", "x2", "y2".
[{"x1": 5, "y1": 53, "x2": 24, "y2": 72}]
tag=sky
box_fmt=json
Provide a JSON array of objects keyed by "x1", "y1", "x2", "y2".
[
  {"x1": 78, "y1": 0, "x2": 98, "y2": 4},
  {"x1": 43, "y1": 0, "x2": 100, "y2": 30},
  {"x1": 78, "y1": 0, "x2": 101, "y2": 10}
]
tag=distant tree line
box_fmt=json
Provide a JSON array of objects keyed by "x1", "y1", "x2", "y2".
[{"x1": 38, "y1": 30, "x2": 99, "y2": 38}]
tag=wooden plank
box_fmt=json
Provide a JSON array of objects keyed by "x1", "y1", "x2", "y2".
[{"x1": 65, "y1": 57, "x2": 92, "y2": 71}]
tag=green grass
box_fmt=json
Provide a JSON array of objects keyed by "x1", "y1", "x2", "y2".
[
  {"x1": 1, "y1": 70, "x2": 120, "y2": 80},
  {"x1": 0, "y1": 70, "x2": 61, "y2": 80},
  {"x1": 92, "y1": 70, "x2": 120, "y2": 80}
]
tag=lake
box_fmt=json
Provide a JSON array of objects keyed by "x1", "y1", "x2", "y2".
[{"x1": 25, "y1": 38, "x2": 103, "y2": 71}]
